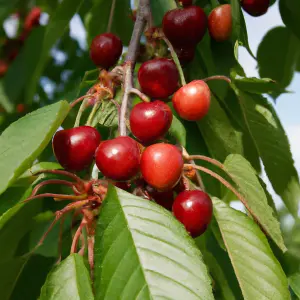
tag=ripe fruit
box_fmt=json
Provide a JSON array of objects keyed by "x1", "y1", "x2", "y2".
[
  {"x1": 0, "y1": 60, "x2": 8, "y2": 77},
  {"x1": 141, "y1": 143, "x2": 183, "y2": 191},
  {"x1": 146, "y1": 185, "x2": 174, "y2": 210},
  {"x1": 130, "y1": 100, "x2": 173, "y2": 144},
  {"x1": 172, "y1": 80, "x2": 210, "y2": 121},
  {"x1": 95, "y1": 136, "x2": 140, "y2": 181},
  {"x1": 175, "y1": 46, "x2": 195, "y2": 64},
  {"x1": 241, "y1": 0, "x2": 269, "y2": 16},
  {"x1": 163, "y1": 6, "x2": 207, "y2": 47},
  {"x1": 172, "y1": 190, "x2": 212, "y2": 237},
  {"x1": 90, "y1": 33, "x2": 123, "y2": 69},
  {"x1": 208, "y1": 4, "x2": 232, "y2": 42},
  {"x1": 138, "y1": 58, "x2": 179, "y2": 98},
  {"x1": 180, "y1": 0, "x2": 193, "y2": 7},
  {"x1": 53, "y1": 126, "x2": 101, "y2": 172},
  {"x1": 24, "y1": 7, "x2": 41, "y2": 31}
]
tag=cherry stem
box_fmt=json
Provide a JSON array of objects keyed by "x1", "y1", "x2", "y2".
[
  {"x1": 107, "y1": 0, "x2": 116, "y2": 32},
  {"x1": 184, "y1": 163, "x2": 253, "y2": 216},
  {"x1": 71, "y1": 218, "x2": 86, "y2": 254},
  {"x1": 162, "y1": 35, "x2": 186, "y2": 86},
  {"x1": 187, "y1": 155, "x2": 225, "y2": 170},
  {"x1": 22, "y1": 193, "x2": 87, "y2": 204},
  {"x1": 86, "y1": 101, "x2": 101, "y2": 126},
  {"x1": 31, "y1": 179, "x2": 75, "y2": 196},
  {"x1": 56, "y1": 215, "x2": 66, "y2": 265},
  {"x1": 70, "y1": 94, "x2": 93, "y2": 109},
  {"x1": 130, "y1": 88, "x2": 150, "y2": 102},
  {"x1": 202, "y1": 75, "x2": 231, "y2": 84},
  {"x1": 119, "y1": 0, "x2": 150, "y2": 136}
]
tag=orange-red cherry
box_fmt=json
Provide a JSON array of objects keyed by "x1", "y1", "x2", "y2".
[
  {"x1": 208, "y1": 4, "x2": 232, "y2": 42},
  {"x1": 141, "y1": 143, "x2": 183, "y2": 191},
  {"x1": 95, "y1": 136, "x2": 140, "y2": 181},
  {"x1": 53, "y1": 126, "x2": 101, "y2": 172},
  {"x1": 130, "y1": 100, "x2": 173, "y2": 144},
  {"x1": 172, "y1": 80, "x2": 210, "y2": 121},
  {"x1": 172, "y1": 190, "x2": 212, "y2": 237},
  {"x1": 138, "y1": 58, "x2": 179, "y2": 98},
  {"x1": 241, "y1": 0, "x2": 269, "y2": 16},
  {"x1": 163, "y1": 6, "x2": 207, "y2": 47},
  {"x1": 90, "y1": 33, "x2": 123, "y2": 69}
]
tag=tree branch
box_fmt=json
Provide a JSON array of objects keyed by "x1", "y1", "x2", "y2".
[{"x1": 119, "y1": 0, "x2": 150, "y2": 136}]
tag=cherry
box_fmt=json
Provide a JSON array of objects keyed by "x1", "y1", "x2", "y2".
[
  {"x1": 138, "y1": 58, "x2": 179, "y2": 98},
  {"x1": 53, "y1": 126, "x2": 101, "y2": 172},
  {"x1": 163, "y1": 6, "x2": 207, "y2": 47},
  {"x1": 208, "y1": 4, "x2": 232, "y2": 42},
  {"x1": 175, "y1": 46, "x2": 195, "y2": 64},
  {"x1": 90, "y1": 33, "x2": 123, "y2": 69},
  {"x1": 172, "y1": 80, "x2": 210, "y2": 121},
  {"x1": 180, "y1": 0, "x2": 193, "y2": 7},
  {"x1": 241, "y1": 0, "x2": 269, "y2": 16},
  {"x1": 16, "y1": 104, "x2": 26, "y2": 114},
  {"x1": 95, "y1": 136, "x2": 140, "y2": 181},
  {"x1": 172, "y1": 190, "x2": 212, "y2": 237},
  {"x1": 0, "y1": 60, "x2": 8, "y2": 77},
  {"x1": 146, "y1": 185, "x2": 174, "y2": 210},
  {"x1": 130, "y1": 100, "x2": 173, "y2": 144},
  {"x1": 24, "y1": 7, "x2": 41, "y2": 32},
  {"x1": 140, "y1": 143, "x2": 183, "y2": 191}
]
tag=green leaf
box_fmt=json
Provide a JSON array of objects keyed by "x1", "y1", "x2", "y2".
[
  {"x1": 0, "y1": 81, "x2": 13, "y2": 113},
  {"x1": 0, "y1": 0, "x2": 20, "y2": 23},
  {"x1": 40, "y1": 254, "x2": 94, "y2": 300},
  {"x1": 150, "y1": 0, "x2": 177, "y2": 26},
  {"x1": 92, "y1": 100, "x2": 118, "y2": 128},
  {"x1": 224, "y1": 154, "x2": 286, "y2": 252},
  {"x1": 232, "y1": 88, "x2": 300, "y2": 217},
  {"x1": 168, "y1": 114, "x2": 186, "y2": 147},
  {"x1": 94, "y1": 185, "x2": 213, "y2": 300},
  {"x1": 289, "y1": 273, "x2": 300, "y2": 298},
  {"x1": 26, "y1": 0, "x2": 84, "y2": 103},
  {"x1": 257, "y1": 26, "x2": 300, "y2": 91},
  {"x1": 279, "y1": 0, "x2": 300, "y2": 40},
  {"x1": 0, "y1": 101, "x2": 69, "y2": 195},
  {"x1": 213, "y1": 198, "x2": 290, "y2": 299},
  {"x1": 231, "y1": 0, "x2": 255, "y2": 58},
  {"x1": 197, "y1": 95, "x2": 243, "y2": 162},
  {"x1": 86, "y1": 0, "x2": 133, "y2": 45}
]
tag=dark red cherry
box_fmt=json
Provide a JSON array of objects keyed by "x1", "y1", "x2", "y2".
[
  {"x1": 0, "y1": 60, "x2": 8, "y2": 77},
  {"x1": 146, "y1": 185, "x2": 174, "y2": 210},
  {"x1": 24, "y1": 7, "x2": 41, "y2": 31},
  {"x1": 172, "y1": 190, "x2": 212, "y2": 237},
  {"x1": 172, "y1": 80, "x2": 210, "y2": 121},
  {"x1": 141, "y1": 143, "x2": 183, "y2": 191},
  {"x1": 138, "y1": 58, "x2": 179, "y2": 98},
  {"x1": 241, "y1": 0, "x2": 269, "y2": 16},
  {"x1": 175, "y1": 46, "x2": 195, "y2": 64},
  {"x1": 130, "y1": 100, "x2": 173, "y2": 144},
  {"x1": 208, "y1": 4, "x2": 232, "y2": 42},
  {"x1": 180, "y1": 0, "x2": 193, "y2": 7},
  {"x1": 90, "y1": 33, "x2": 123, "y2": 69},
  {"x1": 163, "y1": 6, "x2": 207, "y2": 47},
  {"x1": 95, "y1": 136, "x2": 140, "y2": 181},
  {"x1": 53, "y1": 126, "x2": 101, "y2": 172}
]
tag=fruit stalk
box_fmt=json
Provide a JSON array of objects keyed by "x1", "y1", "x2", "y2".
[{"x1": 119, "y1": 0, "x2": 150, "y2": 136}]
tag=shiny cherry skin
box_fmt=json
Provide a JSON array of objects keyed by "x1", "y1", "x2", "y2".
[
  {"x1": 175, "y1": 46, "x2": 195, "y2": 64},
  {"x1": 208, "y1": 4, "x2": 232, "y2": 42},
  {"x1": 241, "y1": 0, "x2": 269, "y2": 16},
  {"x1": 130, "y1": 100, "x2": 173, "y2": 144},
  {"x1": 180, "y1": 0, "x2": 193, "y2": 7},
  {"x1": 95, "y1": 136, "x2": 140, "y2": 181},
  {"x1": 163, "y1": 6, "x2": 207, "y2": 47},
  {"x1": 53, "y1": 126, "x2": 101, "y2": 172},
  {"x1": 172, "y1": 80, "x2": 210, "y2": 121},
  {"x1": 90, "y1": 33, "x2": 123, "y2": 69},
  {"x1": 172, "y1": 190, "x2": 212, "y2": 237},
  {"x1": 141, "y1": 143, "x2": 183, "y2": 191},
  {"x1": 24, "y1": 7, "x2": 41, "y2": 31},
  {"x1": 146, "y1": 185, "x2": 174, "y2": 210},
  {"x1": 138, "y1": 58, "x2": 179, "y2": 98}
]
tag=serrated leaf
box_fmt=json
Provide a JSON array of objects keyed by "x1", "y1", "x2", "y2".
[
  {"x1": 257, "y1": 26, "x2": 300, "y2": 92},
  {"x1": 150, "y1": 0, "x2": 177, "y2": 26},
  {"x1": 94, "y1": 185, "x2": 213, "y2": 300},
  {"x1": 224, "y1": 154, "x2": 286, "y2": 252},
  {"x1": 197, "y1": 95, "x2": 243, "y2": 162},
  {"x1": 289, "y1": 273, "x2": 300, "y2": 298},
  {"x1": 168, "y1": 114, "x2": 186, "y2": 147},
  {"x1": 40, "y1": 254, "x2": 94, "y2": 300},
  {"x1": 213, "y1": 198, "x2": 290, "y2": 300},
  {"x1": 232, "y1": 87, "x2": 300, "y2": 217},
  {"x1": 91, "y1": 100, "x2": 118, "y2": 128},
  {"x1": 0, "y1": 101, "x2": 69, "y2": 195}
]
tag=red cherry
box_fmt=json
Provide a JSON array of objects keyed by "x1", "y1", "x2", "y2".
[
  {"x1": 141, "y1": 143, "x2": 183, "y2": 191},
  {"x1": 241, "y1": 0, "x2": 269, "y2": 16},
  {"x1": 0, "y1": 60, "x2": 8, "y2": 77},
  {"x1": 16, "y1": 104, "x2": 26, "y2": 114},
  {"x1": 208, "y1": 4, "x2": 232, "y2": 42},
  {"x1": 90, "y1": 33, "x2": 123, "y2": 69},
  {"x1": 163, "y1": 6, "x2": 207, "y2": 47},
  {"x1": 175, "y1": 46, "x2": 195, "y2": 64},
  {"x1": 130, "y1": 100, "x2": 173, "y2": 144},
  {"x1": 24, "y1": 7, "x2": 41, "y2": 32},
  {"x1": 180, "y1": 0, "x2": 193, "y2": 7},
  {"x1": 138, "y1": 58, "x2": 179, "y2": 98},
  {"x1": 172, "y1": 80, "x2": 210, "y2": 121},
  {"x1": 146, "y1": 185, "x2": 174, "y2": 210},
  {"x1": 95, "y1": 136, "x2": 140, "y2": 181},
  {"x1": 172, "y1": 190, "x2": 212, "y2": 237},
  {"x1": 53, "y1": 126, "x2": 101, "y2": 172}
]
